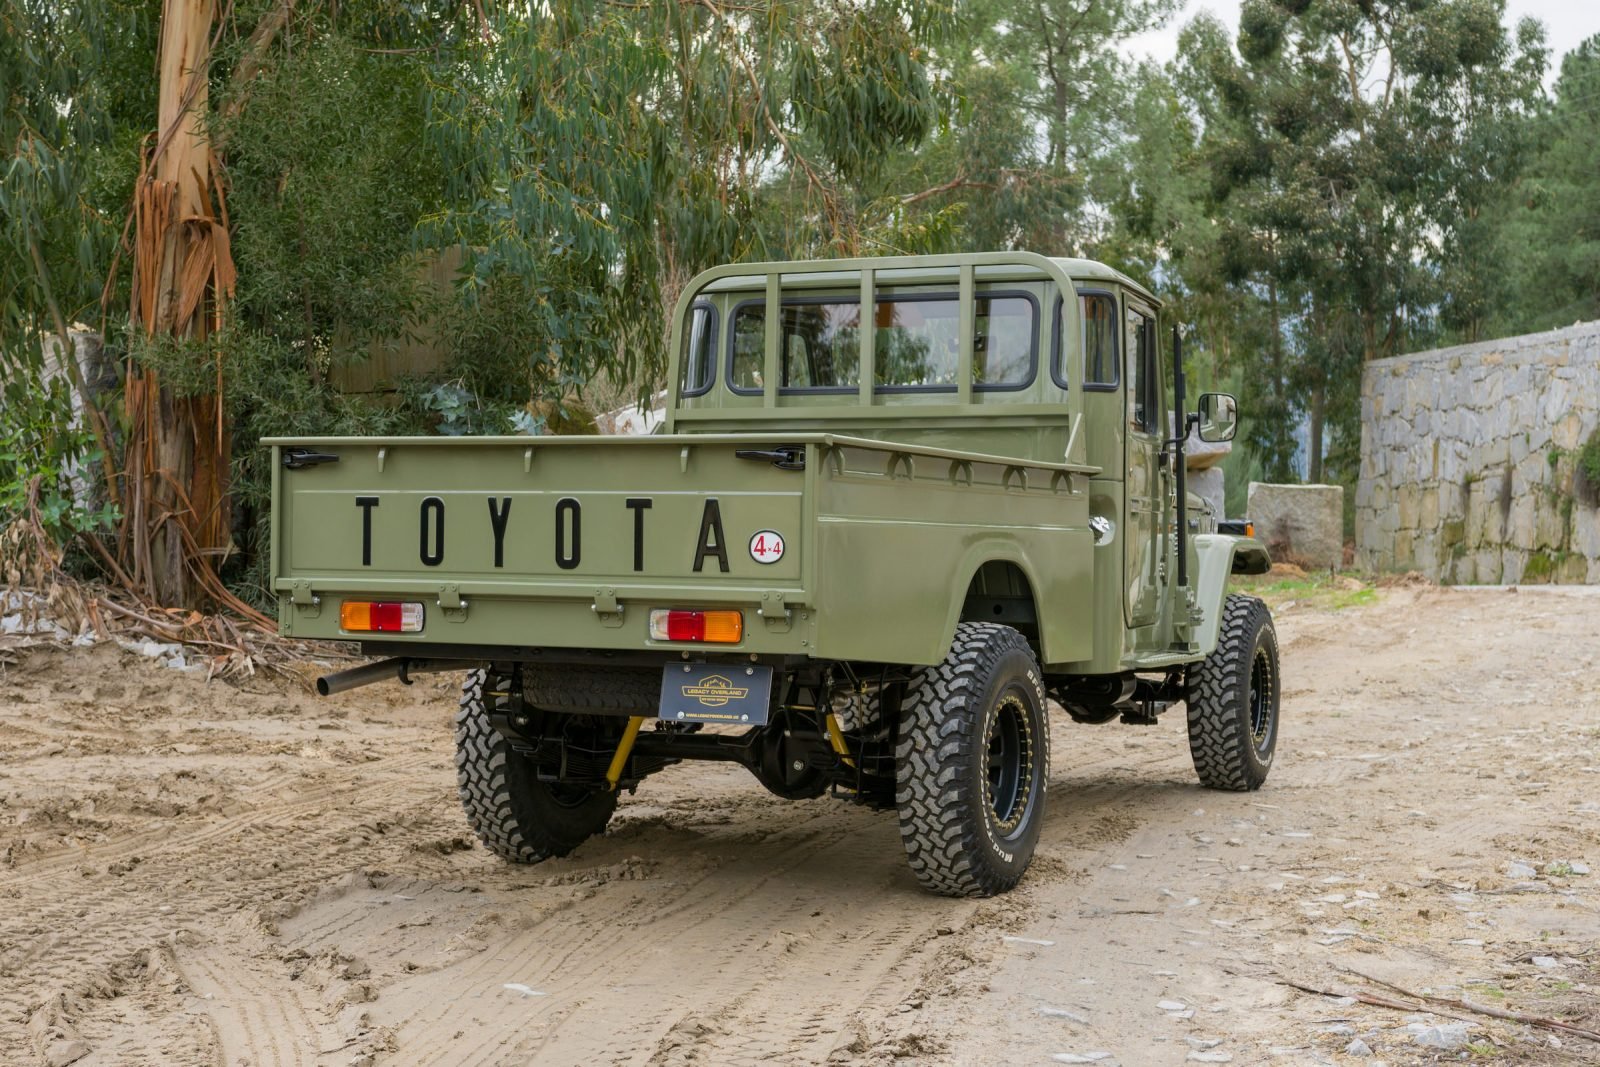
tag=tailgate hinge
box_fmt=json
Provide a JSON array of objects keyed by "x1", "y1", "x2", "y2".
[
  {"x1": 437, "y1": 583, "x2": 468, "y2": 623},
  {"x1": 289, "y1": 580, "x2": 321, "y2": 618},
  {"x1": 758, "y1": 590, "x2": 792, "y2": 633},
  {"x1": 592, "y1": 587, "x2": 625, "y2": 628}
]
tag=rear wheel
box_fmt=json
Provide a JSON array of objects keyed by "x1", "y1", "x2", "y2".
[
  {"x1": 895, "y1": 623, "x2": 1050, "y2": 897},
  {"x1": 1185, "y1": 594, "x2": 1280, "y2": 791},
  {"x1": 455, "y1": 669, "x2": 617, "y2": 863}
]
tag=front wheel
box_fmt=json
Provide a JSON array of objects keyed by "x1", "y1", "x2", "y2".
[
  {"x1": 455, "y1": 670, "x2": 617, "y2": 863},
  {"x1": 895, "y1": 623, "x2": 1050, "y2": 897},
  {"x1": 1186, "y1": 594, "x2": 1281, "y2": 791}
]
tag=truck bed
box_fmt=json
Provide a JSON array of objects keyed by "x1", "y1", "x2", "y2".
[{"x1": 269, "y1": 433, "x2": 1097, "y2": 666}]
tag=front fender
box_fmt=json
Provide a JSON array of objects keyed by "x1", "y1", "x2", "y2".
[{"x1": 1192, "y1": 534, "x2": 1270, "y2": 657}]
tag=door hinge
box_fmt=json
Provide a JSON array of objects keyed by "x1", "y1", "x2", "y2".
[
  {"x1": 437, "y1": 583, "x2": 468, "y2": 623},
  {"x1": 592, "y1": 588, "x2": 625, "y2": 628},
  {"x1": 758, "y1": 590, "x2": 792, "y2": 633},
  {"x1": 290, "y1": 580, "x2": 321, "y2": 618}
]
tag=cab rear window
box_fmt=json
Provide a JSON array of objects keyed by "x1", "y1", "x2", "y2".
[{"x1": 729, "y1": 291, "x2": 1037, "y2": 394}]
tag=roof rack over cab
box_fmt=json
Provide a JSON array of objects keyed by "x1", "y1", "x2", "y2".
[{"x1": 667, "y1": 252, "x2": 1089, "y2": 417}]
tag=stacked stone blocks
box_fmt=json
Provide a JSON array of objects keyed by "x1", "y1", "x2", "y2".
[{"x1": 1356, "y1": 322, "x2": 1600, "y2": 583}]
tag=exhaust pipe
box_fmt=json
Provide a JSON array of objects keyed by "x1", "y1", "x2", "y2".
[{"x1": 316, "y1": 657, "x2": 473, "y2": 696}]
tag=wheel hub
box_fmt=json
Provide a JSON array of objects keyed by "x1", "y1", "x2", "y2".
[
  {"x1": 984, "y1": 692, "x2": 1035, "y2": 837},
  {"x1": 1249, "y1": 645, "x2": 1277, "y2": 751}
]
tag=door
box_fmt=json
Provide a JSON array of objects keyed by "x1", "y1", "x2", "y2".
[{"x1": 1123, "y1": 302, "x2": 1162, "y2": 628}]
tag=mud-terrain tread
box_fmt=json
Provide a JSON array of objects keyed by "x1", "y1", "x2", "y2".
[
  {"x1": 1186, "y1": 594, "x2": 1278, "y2": 791},
  {"x1": 895, "y1": 623, "x2": 1048, "y2": 898},
  {"x1": 455, "y1": 669, "x2": 617, "y2": 863},
  {"x1": 523, "y1": 663, "x2": 659, "y2": 714}
]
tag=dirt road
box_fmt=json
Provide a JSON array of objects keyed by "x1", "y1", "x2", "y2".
[{"x1": 1, "y1": 585, "x2": 1596, "y2": 1066}]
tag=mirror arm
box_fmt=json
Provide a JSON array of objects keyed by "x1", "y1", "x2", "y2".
[{"x1": 1163, "y1": 411, "x2": 1199, "y2": 453}]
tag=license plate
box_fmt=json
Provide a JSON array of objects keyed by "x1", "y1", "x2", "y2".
[{"x1": 659, "y1": 664, "x2": 773, "y2": 726}]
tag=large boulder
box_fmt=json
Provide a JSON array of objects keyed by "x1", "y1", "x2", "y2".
[{"x1": 1247, "y1": 483, "x2": 1344, "y2": 568}]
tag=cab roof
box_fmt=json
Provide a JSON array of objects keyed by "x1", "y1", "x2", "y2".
[{"x1": 693, "y1": 252, "x2": 1158, "y2": 307}]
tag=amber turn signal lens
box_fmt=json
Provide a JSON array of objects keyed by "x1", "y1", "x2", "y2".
[
  {"x1": 648, "y1": 609, "x2": 743, "y2": 643},
  {"x1": 340, "y1": 601, "x2": 425, "y2": 632}
]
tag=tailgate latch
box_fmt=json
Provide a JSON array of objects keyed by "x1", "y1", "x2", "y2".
[
  {"x1": 758, "y1": 590, "x2": 791, "y2": 633},
  {"x1": 282, "y1": 447, "x2": 340, "y2": 470},
  {"x1": 592, "y1": 588, "x2": 624, "y2": 628},
  {"x1": 735, "y1": 445, "x2": 805, "y2": 471},
  {"x1": 437, "y1": 584, "x2": 468, "y2": 623}
]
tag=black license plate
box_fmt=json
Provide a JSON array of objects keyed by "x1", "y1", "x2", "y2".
[{"x1": 659, "y1": 664, "x2": 773, "y2": 726}]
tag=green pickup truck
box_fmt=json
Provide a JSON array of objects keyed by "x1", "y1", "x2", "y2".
[{"x1": 269, "y1": 251, "x2": 1276, "y2": 897}]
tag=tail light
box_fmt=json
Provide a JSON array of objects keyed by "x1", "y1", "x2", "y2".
[
  {"x1": 340, "y1": 601, "x2": 425, "y2": 633},
  {"x1": 648, "y1": 609, "x2": 743, "y2": 644}
]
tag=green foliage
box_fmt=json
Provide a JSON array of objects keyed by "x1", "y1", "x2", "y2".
[
  {"x1": 1580, "y1": 426, "x2": 1600, "y2": 487},
  {"x1": 1523, "y1": 549, "x2": 1555, "y2": 582},
  {"x1": 425, "y1": 1, "x2": 962, "y2": 396},
  {"x1": 1501, "y1": 36, "x2": 1600, "y2": 330},
  {"x1": 0, "y1": 360, "x2": 118, "y2": 541},
  {"x1": 1124, "y1": 0, "x2": 1544, "y2": 485}
]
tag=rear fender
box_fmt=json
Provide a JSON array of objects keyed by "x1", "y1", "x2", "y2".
[
  {"x1": 1192, "y1": 534, "x2": 1270, "y2": 658},
  {"x1": 936, "y1": 543, "x2": 1056, "y2": 664}
]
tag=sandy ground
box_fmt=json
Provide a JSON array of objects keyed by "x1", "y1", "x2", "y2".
[{"x1": 1, "y1": 585, "x2": 1597, "y2": 1067}]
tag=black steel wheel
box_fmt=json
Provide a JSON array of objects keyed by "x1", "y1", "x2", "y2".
[
  {"x1": 1185, "y1": 595, "x2": 1280, "y2": 791},
  {"x1": 455, "y1": 670, "x2": 618, "y2": 863},
  {"x1": 896, "y1": 623, "x2": 1050, "y2": 897}
]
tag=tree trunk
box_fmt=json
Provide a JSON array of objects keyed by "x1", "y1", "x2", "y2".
[
  {"x1": 128, "y1": 0, "x2": 231, "y2": 607},
  {"x1": 1308, "y1": 384, "x2": 1325, "y2": 484}
]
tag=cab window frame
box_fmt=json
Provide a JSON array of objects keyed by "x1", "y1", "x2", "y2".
[
  {"x1": 1125, "y1": 300, "x2": 1160, "y2": 435},
  {"x1": 1052, "y1": 288, "x2": 1120, "y2": 393},
  {"x1": 725, "y1": 289, "x2": 1040, "y2": 396},
  {"x1": 678, "y1": 301, "x2": 719, "y2": 398}
]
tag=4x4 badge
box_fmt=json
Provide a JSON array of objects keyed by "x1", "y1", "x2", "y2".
[{"x1": 749, "y1": 530, "x2": 785, "y2": 564}]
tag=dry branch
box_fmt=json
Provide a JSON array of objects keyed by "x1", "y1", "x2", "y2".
[{"x1": 1278, "y1": 973, "x2": 1600, "y2": 1044}]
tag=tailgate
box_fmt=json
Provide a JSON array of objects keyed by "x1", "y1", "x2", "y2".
[{"x1": 268, "y1": 435, "x2": 813, "y2": 649}]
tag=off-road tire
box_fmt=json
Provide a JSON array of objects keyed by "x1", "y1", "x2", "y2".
[
  {"x1": 895, "y1": 623, "x2": 1050, "y2": 897},
  {"x1": 1186, "y1": 594, "x2": 1280, "y2": 791},
  {"x1": 455, "y1": 669, "x2": 618, "y2": 863},
  {"x1": 523, "y1": 663, "x2": 659, "y2": 715}
]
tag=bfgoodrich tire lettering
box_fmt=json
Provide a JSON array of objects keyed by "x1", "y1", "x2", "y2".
[
  {"x1": 1185, "y1": 594, "x2": 1280, "y2": 791},
  {"x1": 455, "y1": 670, "x2": 617, "y2": 863},
  {"x1": 895, "y1": 623, "x2": 1050, "y2": 897}
]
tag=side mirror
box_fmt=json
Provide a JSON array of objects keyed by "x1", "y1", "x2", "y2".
[{"x1": 1197, "y1": 392, "x2": 1237, "y2": 443}]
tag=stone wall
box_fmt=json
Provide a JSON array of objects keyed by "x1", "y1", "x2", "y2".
[{"x1": 1356, "y1": 322, "x2": 1600, "y2": 583}]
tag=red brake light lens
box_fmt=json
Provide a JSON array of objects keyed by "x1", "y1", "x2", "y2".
[
  {"x1": 340, "y1": 601, "x2": 424, "y2": 632},
  {"x1": 648, "y1": 609, "x2": 743, "y2": 643}
]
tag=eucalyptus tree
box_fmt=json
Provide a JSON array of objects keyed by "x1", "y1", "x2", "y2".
[
  {"x1": 1, "y1": 0, "x2": 156, "y2": 537},
  {"x1": 426, "y1": 1, "x2": 950, "y2": 397},
  {"x1": 1162, "y1": 0, "x2": 1544, "y2": 484},
  {"x1": 1500, "y1": 36, "x2": 1600, "y2": 331}
]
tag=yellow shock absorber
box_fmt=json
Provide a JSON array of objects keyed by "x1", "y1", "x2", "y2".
[
  {"x1": 605, "y1": 716, "x2": 647, "y2": 791},
  {"x1": 824, "y1": 712, "x2": 856, "y2": 769}
]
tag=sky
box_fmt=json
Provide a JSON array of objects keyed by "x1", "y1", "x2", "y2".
[{"x1": 1126, "y1": 0, "x2": 1600, "y2": 80}]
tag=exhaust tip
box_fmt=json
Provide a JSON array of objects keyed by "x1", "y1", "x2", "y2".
[{"x1": 316, "y1": 676, "x2": 333, "y2": 697}]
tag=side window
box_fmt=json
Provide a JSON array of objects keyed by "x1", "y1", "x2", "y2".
[
  {"x1": 1081, "y1": 293, "x2": 1117, "y2": 388},
  {"x1": 679, "y1": 304, "x2": 716, "y2": 396},
  {"x1": 1126, "y1": 306, "x2": 1158, "y2": 433}
]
